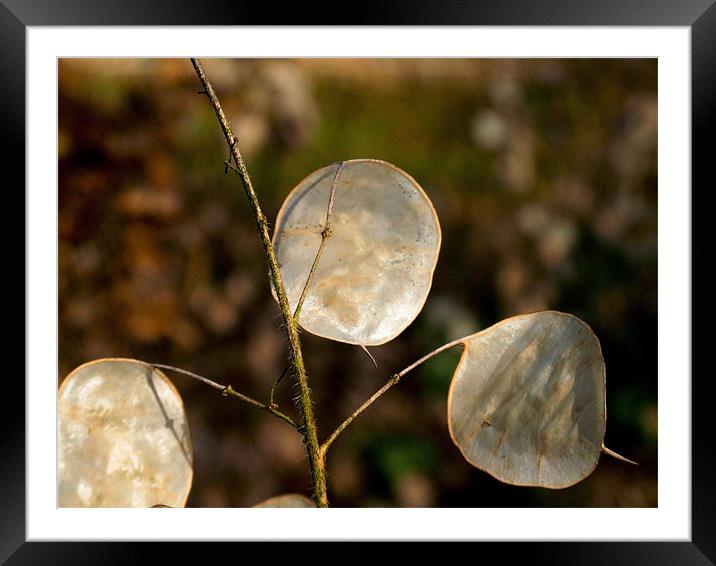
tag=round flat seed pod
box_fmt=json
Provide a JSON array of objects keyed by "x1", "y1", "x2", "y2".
[
  {"x1": 58, "y1": 358, "x2": 193, "y2": 507},
  {"x1": 273, "y1": 159, "x2": 441, "y2": 346},
  {"x1": 447, "y1": 311, "x2": 605, "y2": 489},
  {"x1": 253, "y1": 494, "x2": 315, "y2": 508}
]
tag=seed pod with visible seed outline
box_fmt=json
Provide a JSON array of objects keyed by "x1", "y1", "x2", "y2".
[{"x1": 272, "y1": 159, "x2": 441, "y2": 347}]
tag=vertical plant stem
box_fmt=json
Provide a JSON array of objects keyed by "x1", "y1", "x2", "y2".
[
  {"x1": 270, "y1": 163, "x2": 342, "y2": 408},
  {"x1": 191, "y1": 58, "x2": 328, "y2": 507}
]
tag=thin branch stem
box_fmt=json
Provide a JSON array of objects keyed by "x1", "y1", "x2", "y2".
[
  {"x1": 151, "y1": 364, "x2": 299, "y2": 430},
  {"x1": 268, "y1": 363, "x2": 291, "y2": 408},
  {"x1": 191, "y1": 58, "x2": 328, "y2": 507},
  {"x1": 292, "y1": 161, "x2": 345, "y2": 323},
  {"x1": 319, "y1": 338, "x2": 465, "y2": 458},
  {"x1": 320, "y1": 376, "x2": 400, "y2": 460}
]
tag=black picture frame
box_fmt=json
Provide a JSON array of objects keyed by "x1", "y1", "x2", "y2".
[{"x1": 5, "y1": 0, "x2": 713, "y2": 563}]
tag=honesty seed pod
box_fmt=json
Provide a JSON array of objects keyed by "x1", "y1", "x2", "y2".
[
  {"x1": 253, "y1": 494, "x2": 316, "y2": 508},
  {"x1": 58, "y1": 358, "x2": 193, "y2": 507},
  {"x1": 272, "y1": 159, "x2": 441, "y2": 347},
  {"x1": 446, "y1": 311, "x2": 634, "y2": 489}
]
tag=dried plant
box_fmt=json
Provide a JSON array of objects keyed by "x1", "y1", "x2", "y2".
[{"x1": 57, "y1": 58, "x2": 635, "y2": 509}]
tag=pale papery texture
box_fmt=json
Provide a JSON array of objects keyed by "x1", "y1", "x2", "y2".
[
  {"x1": 253, "y1": 493, "x2": 315, "y2": 508},
  {"x1": 448, "y1": 311, "x2": 605, "y2": 489},
  {"x1": 273, "y1": 159, "x2": 441, "y2": 346},
  {"x1": 58, "y1": 359, "x2": 193, "y2": 507}
]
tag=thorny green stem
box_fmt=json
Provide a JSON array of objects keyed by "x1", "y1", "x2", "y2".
[
  {"x1": 151, "y1": 364, "x2": 299, "y2": 430},
  {"x1": 320, "y1": 338, "x2": 466, "y2": 458},
  {"x1": 191, "y1": 58, "x2": 328, "y2": 507},
  {"x1": 292, "y1": 161, "x2": 345, "y2": 324},
  {"x1": 270, "y1": 163, "x2": 346, "y2": 408}
]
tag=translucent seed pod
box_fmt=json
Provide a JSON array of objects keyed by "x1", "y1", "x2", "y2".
[
  {"x1": 58, "y1": 358, "x2": 193, "y2": 507},
  {"x1": 447, "y1": 311, "x2": 610, "y2": 489},
  {"x1": 254, "y1": 494, "x2": 315, "y2": 508},
  {"x1": 273, "y1": 159, "x2": 441, "y2": 347}
]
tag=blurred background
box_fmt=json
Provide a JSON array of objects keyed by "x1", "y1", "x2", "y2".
[{"x1": 58, "y1": 58, "x2": 657, "y2": 508}]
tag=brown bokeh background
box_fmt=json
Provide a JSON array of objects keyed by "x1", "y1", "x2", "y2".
[{"x1": 58, "y1": 58, "x2": 657, "y2": 507}]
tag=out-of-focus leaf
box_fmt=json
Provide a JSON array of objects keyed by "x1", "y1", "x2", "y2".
[
  {"x1": 447, "y1": 311, "x2": 608, "y2": 489},
  {"x1": 272, "y1": 159, "x2": 441, "y2": 346},
  {"x1": 58, "y1": 358, "x2": 193, "y2": 507},
  {"x1": 253, "y1": 494, "x2": 315, "y2": 508}
]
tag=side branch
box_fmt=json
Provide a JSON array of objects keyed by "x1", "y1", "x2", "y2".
[
  {"x1": 320, "y1": 338, "x2": 465, "y2": 458},
  {"x1": 190, "y1": 58, "x2": 328, "y2": 507},
  {"x1": 293, "y1": 161, "x2": 345, "y2": 323},
  {"x1": 151, "y1": 364, "x2": 299, "y2": 430}
]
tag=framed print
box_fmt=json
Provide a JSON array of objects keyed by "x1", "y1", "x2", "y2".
[{"x1": 5, "y1": 0, "x2": 713, "y2": 563}]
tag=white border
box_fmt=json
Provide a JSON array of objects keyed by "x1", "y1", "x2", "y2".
[{"x1": 27, "y1": 27, "x2": 691, "y2": 541}]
